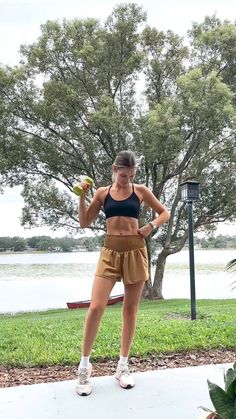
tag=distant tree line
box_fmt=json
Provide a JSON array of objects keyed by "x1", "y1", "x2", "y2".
[
  {"x1": 0, "y1": 235, "x2": 104, "y2": 252},
  {"x1": 0, "y1": 234, "x2": 235, "y2": 253},
  {"x1": 195, "y1": 235, "x2": 236, "y2": 249}
]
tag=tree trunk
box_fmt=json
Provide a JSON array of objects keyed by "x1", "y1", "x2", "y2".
[
  {"x1": 152, "y1": 249, "x2": 169, "y2": 299},
  {"x1": 142, "y1": 277, "x2": 154, "y2": 299},
  {"x1": 142, "y1": 236, "x2": 154, "y2": 299},
  {"x1": 142, "y1": 225, "x2": 188, "y2": 300}
]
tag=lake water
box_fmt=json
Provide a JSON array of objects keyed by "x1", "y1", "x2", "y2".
[{"x1": 0, "y1": 249, "x2": 235, "y2": 313}]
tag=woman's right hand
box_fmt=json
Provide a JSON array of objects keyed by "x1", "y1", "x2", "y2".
[
  {"x1": 80, "y1": 181, "x2": 91, "y2": 194},
  {"x1": 73, "y1": 180, "x2": 93, "y2": 197}
]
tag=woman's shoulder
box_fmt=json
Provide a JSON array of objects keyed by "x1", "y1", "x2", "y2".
[
  {"x1": 97, "y1": 185, "x2": 110, "y2": 192},
  {"x1": 134, "y1": 184, "x2": 150, "y2": 194},
  {"x1": 98, "y1": 185, "x2": 111, "y2": 193},
  {"x1": 94, "y1": 185, "x2": 110, "y2": 203},
  {"x1": 134, "y1": 183, "x2": 148, "y2": 190},
  {"x1": 133, "y1": 184, "x2": 150, "y2": 202}
]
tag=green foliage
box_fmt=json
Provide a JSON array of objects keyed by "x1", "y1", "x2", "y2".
[
  {"x1": 189, "y1": 15, "x2": 236, "y2": 97},
  {"x1": 200, "y1": 362, "x2": 236, "y2": 419},
  {"x1": 1, "y1": 5, "x2": 236, "y2": 299},
  {"x1": 196, "y1": 236, "x2": 236, "y2": 249},
  {"x1": 13, "y1": 238, "x2": 27, "y2": 252},
  {"x1": 0, "y1": 233, "x2": 233, "y2": 253},
  {"x1": 0, "y1": 235, "x2": 103, "y2": 252},
  {"x1": 0, "y1": 237, "x2": 27, "y2": 252},
  {"x1": 141, "y1": 27, "x2": 188, "y2": 104}
]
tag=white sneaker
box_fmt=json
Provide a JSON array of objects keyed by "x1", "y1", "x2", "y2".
[
  {"x1": 115, "y1": 363, "x2": 135, "y2": 389},
  {"x1": 76, "y1": 363, "x2": 92, "y2": 396}
]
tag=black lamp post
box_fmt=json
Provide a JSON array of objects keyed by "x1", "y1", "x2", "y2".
[{"x1": 180, "y1": 181, "x2": 200, "y2": 320}]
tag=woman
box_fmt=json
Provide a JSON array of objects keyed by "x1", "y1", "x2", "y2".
[{"x1": 76, "y1": 150, "x2": 170, "y2": 396}]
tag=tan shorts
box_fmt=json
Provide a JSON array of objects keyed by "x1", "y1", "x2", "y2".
[{"x1": 95, "y1": 235, "x2": 149, "y2": 284}]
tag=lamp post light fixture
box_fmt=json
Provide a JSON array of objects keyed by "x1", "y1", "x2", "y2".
[{"x1": 180, "y1": 181, "x2": 200, "y2": 320}]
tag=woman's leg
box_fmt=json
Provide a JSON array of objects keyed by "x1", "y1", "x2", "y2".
[
  {"x1": 120, "y1": 281, "x2": 145, "y2": 357},
  {"x1": 82, "y1": 275, "x2": 116, "y2": 356}
]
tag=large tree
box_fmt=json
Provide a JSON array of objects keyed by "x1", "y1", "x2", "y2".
[
  {"x1": 138, "y1": 22, "x2": 236, "y2": 297},
  {"x1": 0, "y1": 6, "x2": 236, "y2": 299}
]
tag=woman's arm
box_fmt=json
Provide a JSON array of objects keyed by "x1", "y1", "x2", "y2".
[
  {"x1": 137, "y1": 185, "x2": 170, "y2": 237},
  {"x1": 78, "y1": 188, "x2": 104, "y2": 228}
]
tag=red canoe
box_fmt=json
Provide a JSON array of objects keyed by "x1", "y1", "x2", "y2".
[{"x1": 67, "y1": 294, "x2": 124, "y2": 309}]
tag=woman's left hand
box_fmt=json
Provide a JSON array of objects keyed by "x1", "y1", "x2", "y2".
[{"x1": 137, "y1": 224, "x2": 153, "y2": 238}]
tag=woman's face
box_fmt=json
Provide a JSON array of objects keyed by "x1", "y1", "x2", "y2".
[{"x1": 113, "y1": 166, "x2": 136, "y2": 186}]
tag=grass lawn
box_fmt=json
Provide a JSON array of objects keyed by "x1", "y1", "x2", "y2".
[{"x1": 0, "y1": 299, "x2": 235, "y2": 368}]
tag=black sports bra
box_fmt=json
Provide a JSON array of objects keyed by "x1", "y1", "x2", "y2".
[{"x1": 103, "y1": 185, "x2": 141, "y2": 219}]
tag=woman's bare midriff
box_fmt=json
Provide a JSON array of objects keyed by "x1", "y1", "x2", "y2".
[{"x1": 106, "y1": 216, "x2": 139, "y2": 235}]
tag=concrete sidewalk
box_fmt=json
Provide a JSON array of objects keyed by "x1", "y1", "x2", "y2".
[{"x1": 0, "y1": 363, "x2": 231, "y2": 419}]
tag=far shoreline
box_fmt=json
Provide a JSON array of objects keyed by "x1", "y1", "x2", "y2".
[{"x1": 0, "y1": 247, "x2": 236, "y2": 256}]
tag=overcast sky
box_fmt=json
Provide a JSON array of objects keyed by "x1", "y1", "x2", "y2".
[{"x1": 1, "y1": 0, "x2": 236, "y2": 237}]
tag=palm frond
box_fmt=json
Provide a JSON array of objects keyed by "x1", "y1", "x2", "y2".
[
  {"x1": 226, "y1": 259, "x2": 236, "y2": 272},
  {"x1": 226, "y1": 258, "x2": 236, "y2": 290}
]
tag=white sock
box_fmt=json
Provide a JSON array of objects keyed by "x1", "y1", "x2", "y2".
[
  {"x1": 79, "y1": 356, "x2": 90, "y2": 369},
  {"x1": 118, "y1": 355, "x2": 128, "y2": 366}
]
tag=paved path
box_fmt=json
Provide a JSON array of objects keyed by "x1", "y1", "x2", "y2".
[{"x1": 0, "y1": 363, "x2": 231, "y2": 419}]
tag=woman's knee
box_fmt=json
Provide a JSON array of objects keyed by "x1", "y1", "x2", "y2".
[{"x1": 88, "y1": 303, "x2": 106, "y2": 320}]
